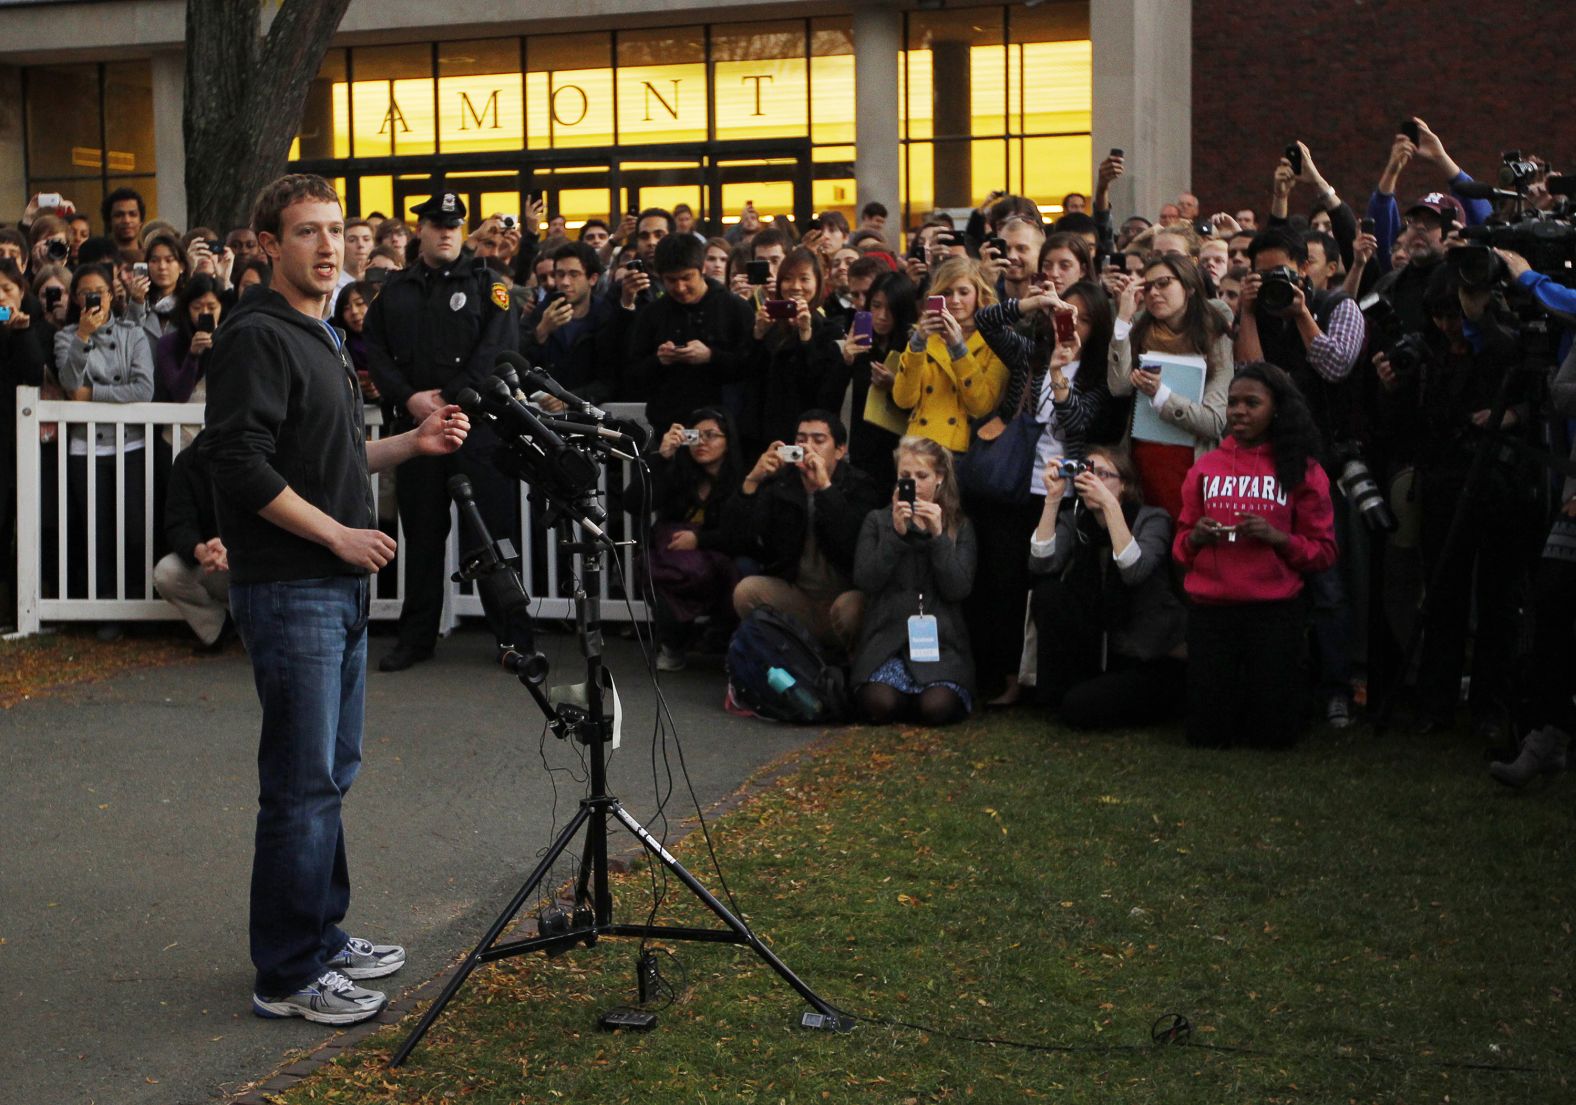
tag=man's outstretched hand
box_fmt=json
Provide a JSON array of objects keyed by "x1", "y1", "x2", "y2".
[{"x1": 414, "y1": 404, "x2": 470, "y2": 456}]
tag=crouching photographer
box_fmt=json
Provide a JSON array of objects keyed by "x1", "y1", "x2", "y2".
[
  {"x1": 850, "y1": 437, "x2": 978, "y2": 726},
  {"x1": 1374, "y1": 263, "x2": 1539, "y2": 741},
  {"x1": 1027, "y1": 446, "x2": 1185, "y2": 728}
]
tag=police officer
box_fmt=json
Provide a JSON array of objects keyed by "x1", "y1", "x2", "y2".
[{"x1": 365, "y1": 190, "x2": 520, "y2": 671}]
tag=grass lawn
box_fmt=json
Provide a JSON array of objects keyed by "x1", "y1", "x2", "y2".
[{"x1": 276, "y1": 715, "x2": 1573, "y2": 1104}]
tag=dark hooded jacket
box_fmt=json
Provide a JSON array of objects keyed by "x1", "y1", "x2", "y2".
[{"x1": 202, "y1": 288, "x2": 375, "y2": 583}]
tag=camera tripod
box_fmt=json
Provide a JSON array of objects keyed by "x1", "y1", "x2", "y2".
[{"x1": 389, "y1": 515, "x2": 851, "y2": 1068}]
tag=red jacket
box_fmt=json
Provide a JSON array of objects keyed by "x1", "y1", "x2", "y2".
[{"x1": 1173, "y1": 436, "x2": 1337, "y2": 605}]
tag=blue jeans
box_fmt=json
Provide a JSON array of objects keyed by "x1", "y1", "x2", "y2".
[{"x1": 231, "y1": 575, "x2": 369, "y2": 997}]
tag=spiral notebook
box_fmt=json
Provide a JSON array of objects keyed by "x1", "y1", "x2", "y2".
[{"x1": 1130, "y1": 353, "x2": 1207, "y2": 447}]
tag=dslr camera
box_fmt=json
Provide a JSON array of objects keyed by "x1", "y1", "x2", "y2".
[
  {"x1": 1358, "y1": 292, "x2": 1431, "y2": 380},
  {"x1": 1255, "y1": 266, "x2": 1301, "y2": 314}
]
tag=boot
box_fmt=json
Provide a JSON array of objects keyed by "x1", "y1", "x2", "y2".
[{"x1": 1488, "y1": 726, "x2": 1569, "y2": 788}]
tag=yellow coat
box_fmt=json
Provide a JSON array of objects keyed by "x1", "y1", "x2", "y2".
[{"x1": 892, "y1": 329, "x2": 1007, "y2": 453}]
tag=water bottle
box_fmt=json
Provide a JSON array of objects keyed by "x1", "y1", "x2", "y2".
[{"x1": 767, "y1": 666, "x2": 819, "y2": 717}]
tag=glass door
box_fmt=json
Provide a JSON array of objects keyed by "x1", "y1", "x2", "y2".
[{"x1": 527, "y1": 163, "x2": 615, "y2": 236}]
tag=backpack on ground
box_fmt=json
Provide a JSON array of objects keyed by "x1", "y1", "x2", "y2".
[{"x1": 726, "y1": 606, "x2": 848, "y2": 724}]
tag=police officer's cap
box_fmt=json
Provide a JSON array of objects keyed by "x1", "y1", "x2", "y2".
[{"x1": 412, "y1": 191, "x2": 466, "y2": 227}]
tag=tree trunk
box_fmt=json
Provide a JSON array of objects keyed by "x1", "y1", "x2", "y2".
[{"x1": 183, "y1": 0, "x2": 352, "y2": 233}]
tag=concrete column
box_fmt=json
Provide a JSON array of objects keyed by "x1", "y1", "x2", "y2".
[
  {"x1": 149, "y1": 48, "x2": 186, "y2": 228},
  {"x1": 0, "y1": 66, "x2": 26, "y2": 220},
  {"x1": 931, "y1": 40, "x2": 971, "y2": 210},
  {"x1": 1091, "y1": 0, "x2": 1191, "y2": 225},
  {"x1": 852, "y1": 3, "x2": 900, "y2": 245}
]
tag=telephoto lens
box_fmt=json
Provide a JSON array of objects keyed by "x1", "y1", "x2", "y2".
[{"x1": 1336, "y1": 452, "x2": 1397, "y2": 533}]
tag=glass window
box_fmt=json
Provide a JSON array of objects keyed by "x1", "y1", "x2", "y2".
[
  {"x1": 712, "y1": 22, "x2": 808, "y2": 144},
  {"x1": 810, "y1": 18, "x2": 855, "y2": 148},
  {"x1": 527, "y1": 34, "x2": 613, "y2": 150},
  {"x1": 25, "y1": 64, "x2": 102, "y2": 181},
  {"x1": 1011, "y1": 39, "x2": 1092, "y2": 136},
  {"x1": 617, "y1": 27, "x2": 706, "y2": 145},
  {"x1": 359, "y1": 175, "x2": 394, "y2": 219},
  {"x1": 438, "y1": 39, "x2": 524, "y2": 154},
  {"x1": 352, "y1": 44, "x2": 435, "y2": 158},
  {"x1": 1022, "y1": 134, "x2": 1092, "y2": 207},
  {"x1": 905, "y1": 8, "x2": 1007, "y2": 141},
  {"x1": 296, "y1": 49, "x2": 348, "y2": 161},
  {"x1": 103, "y1": 62, "x2": 154, "y2": 176}
]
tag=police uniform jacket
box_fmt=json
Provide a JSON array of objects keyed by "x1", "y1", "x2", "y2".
[{"x1": 363, "y1": 255, "x2": 519, "y2": 423}]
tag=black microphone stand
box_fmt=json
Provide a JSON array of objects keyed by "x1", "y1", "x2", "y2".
[{"x1": 389, "y1": 470, "x2": 850, "y2": 1068}]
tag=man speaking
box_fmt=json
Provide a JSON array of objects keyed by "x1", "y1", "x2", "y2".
[{"x1": 203, "y1": 174, "x2": 470, "y2": 1025}]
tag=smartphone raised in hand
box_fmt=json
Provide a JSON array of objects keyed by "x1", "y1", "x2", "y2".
[
  {"x1": 196, "y1": 312, "x2": 216, "y2": 333},
  {"x1": 1053, "y1": 307, "x2": 1077, "y2": 345},
  {"x1": 925, "y1": 294, "x2": 946, "y2": 314},
  {"x1": 1360, "y1": 217, "x2": 1376, "y2": 234},
  {"x1": 896, "y1": 477, "x2": 917, "y2": 505},
  {"x1": 746, "y1": 259, "x2": 770, "y2": 286},
  {"x1": 764, "y1": 298, "x2": 796, "y2": 320},
  {"x1": 1399, "y1": 119, "x2": 1420, "y2": 144},
  {"x1": 851, "y1": 310, "x2": 873, "y2": 342},
  {"x1": 1284, "y1": 142, "x2": 1304, "y2": 175}
]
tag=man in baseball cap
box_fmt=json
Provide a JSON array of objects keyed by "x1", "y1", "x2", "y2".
[{"x1": 1373, "y1": 190, "x2": 1462, "y2": 331}]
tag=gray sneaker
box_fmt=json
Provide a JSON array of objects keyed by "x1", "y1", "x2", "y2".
[
  {"x1": 253, "y1": 970, "x2": 387, "y2": 1025},
  {"x1": 656, "y1": 646, "x2": 687, "y2": 672},
  {"x1": 1489, "y1": 726, "x2": 1569, "y2": 788},
  {"x1": 325, "y1": 936, "x2": 406, "y2": 980}
]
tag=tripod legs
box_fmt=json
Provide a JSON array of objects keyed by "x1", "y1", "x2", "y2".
[
  {"x1": 388, "y1": 797, "x2": 850, "y2": 1068},
  {"x1": 388, "y1": 804, "x2": 594, "y2": 1067},
  {"x1": 604, "y1": 803, "x2": 851, "y2": 1029}
]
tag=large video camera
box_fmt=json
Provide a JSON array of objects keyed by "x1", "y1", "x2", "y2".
[{"x1": 1446, "y1": 152, "x2": 1576, "y2": 290}]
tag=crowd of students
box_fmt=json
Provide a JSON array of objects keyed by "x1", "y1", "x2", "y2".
[{"x1": 3, "y1": 114, "x2": 1574, "y2": 780}]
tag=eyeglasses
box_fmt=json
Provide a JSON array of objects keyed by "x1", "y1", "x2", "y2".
[
  {"x1": 689, "y1": 430, "x2": 726, "y2": 442},
  {"x1": 1145, "y1": 276, "x2": 1179, "y2": 293},
  {"x1": 1089, "y1": 466, "x2": 1121, "y2": 482}
]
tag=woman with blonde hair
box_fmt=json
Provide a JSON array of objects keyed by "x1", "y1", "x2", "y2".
[
  {"x1": 850, "y1": 435, "x2": 978, "y2": 726},
  {"x1": 891, "y1": 256, "x2": 1006, "y2": 454}
]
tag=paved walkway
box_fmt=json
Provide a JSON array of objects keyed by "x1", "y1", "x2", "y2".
[{"x1": 0, "y1": 628, "x2": 820, "y2": 1105}]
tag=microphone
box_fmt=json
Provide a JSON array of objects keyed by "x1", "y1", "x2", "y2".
[
  {"x1": 496, "y1": 350, "x2": 608, "y2": 420},
  {"x1": 447, "y1": 474, "x2": 548, "y2": 684},
  {"x1": 1453, "y1": 180, "x2": 1519, "y2": 202},
  {"x1": 480, "y1": 375, "x2": 568, "y2": 451},
  {"x1": 460, "y1": 381, "x2": 604, "y2": 514}
]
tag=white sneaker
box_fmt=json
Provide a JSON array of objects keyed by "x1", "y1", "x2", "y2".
[
  {"x1": 253, "y1": 970, "x2": 387, "y2": 1025},
  {"x1": 1325, "y1": 695, "x2": 1352, "y2": 729},
  {"x1": 324, "y1": 936, "x2": 406, "y2": 980},
  {"x1": 656, "y1": 646, "x2": 687, "y2": 672}
]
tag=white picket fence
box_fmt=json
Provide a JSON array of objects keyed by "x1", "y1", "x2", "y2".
[{"x1": 11, "y1": 387, "x2": 650, "y2": 637}]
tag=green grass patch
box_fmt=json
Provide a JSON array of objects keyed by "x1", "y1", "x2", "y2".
[{"x1": 279, "y1": 717, "x2": 1574, "y2": 1104}]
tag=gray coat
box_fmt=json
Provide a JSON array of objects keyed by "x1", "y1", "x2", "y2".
[
  {"x1": 851, "y1": 508, "x2": 977, "y2": 692},
  {"x1": 53, "y1": 315, "x2": 154, "y2": 453}
]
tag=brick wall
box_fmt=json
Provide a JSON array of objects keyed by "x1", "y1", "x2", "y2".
[{"x1": 1189, "y1": 0, "x2": 1576, "y2": 223}]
